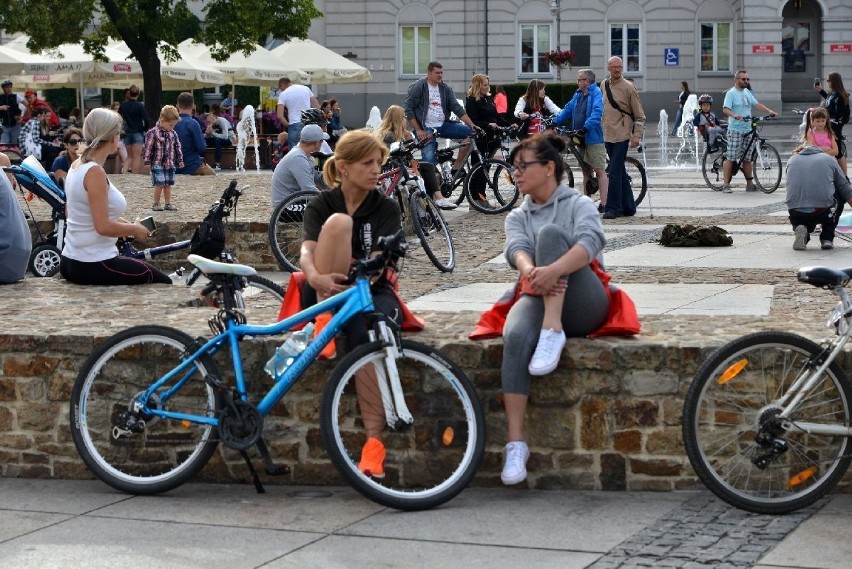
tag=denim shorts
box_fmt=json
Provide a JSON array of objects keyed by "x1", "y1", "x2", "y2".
[
  {"x1": 151, "y1": 165, "x2": 175, "y2": 187},
  {"x1": 124, "y1": 132, "x2": 144, "y2": 146}
]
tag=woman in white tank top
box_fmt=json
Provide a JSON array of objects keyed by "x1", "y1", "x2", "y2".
[{"x1": 59, "y1": 108, "x2": 171, "y2": 285}]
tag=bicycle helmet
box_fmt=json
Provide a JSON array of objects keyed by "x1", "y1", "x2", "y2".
[
  {"x1": 300, "y1": 108, "x2": 326, "y2": 125},
  {"x1": 698, "y1": 94, "x2": 713, "y2": 104},
  {"x1": 1, "y1": 79, "x2": 12, "y2": 87}
]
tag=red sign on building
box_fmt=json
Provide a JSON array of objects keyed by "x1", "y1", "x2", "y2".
[
  {"x1": 830, "y1": 44, "x2": 852, "y2": 53},
  {"x1": 752, "y1": 45, "x2": 775, "y2": 54}
]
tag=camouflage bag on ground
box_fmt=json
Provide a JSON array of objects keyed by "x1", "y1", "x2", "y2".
[{"x1": 659, "y1": 224, "x2": 733, "y2": 247}]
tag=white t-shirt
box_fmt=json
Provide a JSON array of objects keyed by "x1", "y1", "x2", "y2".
[
  {"x1": 62, "y1": 161, "x2": 126, "y2": 262},
  {"x1": 277, "y1": 84, "x2": 315, "y2": 123},
  {"x1": 425, "y1": 84, "x2": 444, "y2": 128}
]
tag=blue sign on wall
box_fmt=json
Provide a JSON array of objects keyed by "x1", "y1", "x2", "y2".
[{"x1": 665, "y1": 48, "x2": 679, "y2": 66}]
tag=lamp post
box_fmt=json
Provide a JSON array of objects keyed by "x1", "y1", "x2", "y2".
[{"x1": 549, "y1": 0, "x2": 561, "y2": 82}]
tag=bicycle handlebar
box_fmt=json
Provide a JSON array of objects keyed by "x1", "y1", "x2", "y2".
[{"x1": 348, "y1": 229, "x2": 408, "y2": 281}]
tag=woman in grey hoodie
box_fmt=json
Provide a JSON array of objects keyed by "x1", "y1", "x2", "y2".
[{"x1": 500, "y1": 133, "x2": 609, "y2": 485}]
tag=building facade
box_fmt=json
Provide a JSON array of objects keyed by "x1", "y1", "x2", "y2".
[{"x1": 308, "y1": 0, "x2": 851, "y2": 127}]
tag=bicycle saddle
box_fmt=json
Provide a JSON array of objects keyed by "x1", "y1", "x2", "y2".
[
  {"x1": 188, "y1": 254, "x2": 257, "y2": 277},
  {"x1": 797, "y1": 266, "x2": 852, "y2": 288}
]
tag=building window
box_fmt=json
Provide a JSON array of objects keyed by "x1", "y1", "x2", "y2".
[
  {"x1": 609, "y1": 23, "x2": 640, "y2": 73},
  {"x1": 401, "y1": 25, "x2": 431, "y2": 75},
  {"x1": 700, "y1": 22, "x2": 731, "y2": 72},
  {"x1": 520, "y1": 23, "x2": 551, "y2": 74}
]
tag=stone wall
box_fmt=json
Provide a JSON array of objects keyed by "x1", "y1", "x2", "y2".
[{"x1": 8, "y1": 318, "x2": 837, "y2": 492}]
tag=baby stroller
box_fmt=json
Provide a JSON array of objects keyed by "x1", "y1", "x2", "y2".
[{"x1": 5, "y1": 156, "x2": 66, "y2": 277}]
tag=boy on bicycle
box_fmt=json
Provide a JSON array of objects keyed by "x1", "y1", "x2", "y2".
[{"x1": 692, "y1": 94, "x2": 725, "y2": 152}]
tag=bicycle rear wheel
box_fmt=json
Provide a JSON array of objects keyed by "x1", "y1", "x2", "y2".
[
  {"x1": 464, "y1": 159, "x2": 519, "y2": 214},
  {"x1": 409, "y1": 191, "x2": 455, "y2": 273},
  {"x1": 70, "y1": 326, "x2": 223, "y2": 495},
  {"x1": 625, "y1": 157, "x2": 647, "y2": 206},
  {"x1": 702, "y1": 147, "x2": 727, "y2": 191},
  {"x1": 682, "y1": 331, "x2": 852, "y2": 514},
  {"x1": 236, "y1": 275, "x2": 285, "y2": 323},
  {"x1": 321, "y1": 339, "x2": 485, "y2": 510},
  {"x1": 752, "y1": 142, "x2": 782, "y2": 194},
  {"x1": 268, "y1": 190, "x2": 317, "y2": 272}
]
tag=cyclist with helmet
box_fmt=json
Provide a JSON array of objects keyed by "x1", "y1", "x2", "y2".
[{"x1": 692, "y1": 94, "x2": 725, "y2": 152}]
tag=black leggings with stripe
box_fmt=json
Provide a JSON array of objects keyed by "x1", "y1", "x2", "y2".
[{"x1": 59, "y1": 255, "x2": 172, "y2": 285}]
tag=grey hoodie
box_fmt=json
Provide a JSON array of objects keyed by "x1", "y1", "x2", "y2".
[
  {"x1": 786, "y1": 146, "x2": 852, "y2": 211},
  {"x1": 504, "y1": 184, "x2": 606, "y2": 269},
  {"x1": 0, "y1": 173, "x2": 31, "y2": 283}
]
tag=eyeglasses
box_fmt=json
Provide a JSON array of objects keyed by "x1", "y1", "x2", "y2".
[
  {"x1": 739, "y1": 77, "x2": 750, "y2": 81},
  {"x1": 513, "y1": 159, "x2": 549, "y2": 172},
  {"x1": 67, "y1": 139, "x2": 82, "y2": 145}
]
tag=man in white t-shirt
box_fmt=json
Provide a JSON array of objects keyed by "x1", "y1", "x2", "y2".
[{"x1": 276, "y1": 77, "x2": 320, "y2": 146}]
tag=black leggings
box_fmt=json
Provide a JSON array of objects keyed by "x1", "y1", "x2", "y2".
[
  {"x1": 301, "y1": 281, "x2": 402, "y2": 352},
  {"x1": 59, "y1": 255, "x2": 172, "y2": 285}
]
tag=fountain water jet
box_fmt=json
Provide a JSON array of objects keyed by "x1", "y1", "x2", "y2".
[{"x1": 235, "y1": 105, "x2": 260, "y2": 173}]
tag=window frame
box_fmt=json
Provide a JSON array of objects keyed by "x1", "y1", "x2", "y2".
[
  {"x1": 519, "y1": 22, "x2": 552, "y2": 76},
  {"x1": 699, "y1": 21, "x2": 732, "y2": 74},
  {"x1": 608, "y1": 22, "x2": 642, "y2": 75},
  {"x1": 399, "y1": 24, "x2": 432, "y2": 77}
]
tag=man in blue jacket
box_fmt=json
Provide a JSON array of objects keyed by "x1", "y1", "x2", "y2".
[
  {"x1": 554, "y1": 68, "x2": 608, "y2": 211},
  {"x1": 174, "y1": 92, "x2": 215, "y2": 176}
]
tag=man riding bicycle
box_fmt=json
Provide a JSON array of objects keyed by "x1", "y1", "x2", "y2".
[
  {"x1": 404, "y1": 61, "x2": 479, "y2": 210},
  {"x1": 553, "y1": 68, "x2": 608, "y2": 211}
]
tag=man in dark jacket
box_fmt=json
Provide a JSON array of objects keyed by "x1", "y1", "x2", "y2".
[{"x1": 405, "y1": 61, "x2": 479, "y2": 209}]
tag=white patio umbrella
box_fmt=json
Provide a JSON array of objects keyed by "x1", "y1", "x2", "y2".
[
  {"x1": 269, "y1": 39, "x2": 371, "y2": 84},
  {"x1": 178, "y1": 39, "x2": 307, "y2": 86},
  {"x1": 108, "y1": 41, "x2": 225, "y2": 88}
]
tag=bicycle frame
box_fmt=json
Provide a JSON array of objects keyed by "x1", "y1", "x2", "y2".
[
  {"x1": 133, "y1": 274, "x2": 410, "y2": 428},
  {"x1": 775, "y1": 285, "x2": 852, "y2": 437}
]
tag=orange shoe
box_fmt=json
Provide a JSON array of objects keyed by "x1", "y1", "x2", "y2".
[
  {"x1": 358, "y1": 437, "x2": 386, "y2": 478},
  {"x1": 314, "y1": 312, "x2": 336, "y2": 359}
]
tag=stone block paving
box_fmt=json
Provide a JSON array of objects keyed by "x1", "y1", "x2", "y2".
[{"x1": 589, "y1": 492, "x2": 821, "y2": 568}]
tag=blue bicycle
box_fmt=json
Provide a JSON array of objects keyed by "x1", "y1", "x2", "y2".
[{"x1": 69, "y1": 232, "x2": 485, "y2": 511}]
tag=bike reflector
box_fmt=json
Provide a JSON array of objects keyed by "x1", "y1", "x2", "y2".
[
  {"x1": 718, "y1": 359, "x2": 748, "y2": 384},
  {"x1": 787, "y1": 466, "x2": 818, "y2": 488}
]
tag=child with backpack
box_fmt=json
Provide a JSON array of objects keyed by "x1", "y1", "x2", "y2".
[{"x1": 692, "y1": 94, "x2": 725, "y2": 152}]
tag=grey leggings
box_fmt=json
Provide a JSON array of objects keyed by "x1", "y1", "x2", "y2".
[{"x1": 502, "y1": 224, "x2": 609, "y2": 394}]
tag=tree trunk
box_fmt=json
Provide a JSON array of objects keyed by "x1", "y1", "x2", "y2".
[{"x1": 133, "y1": 46, "x2": 163, "y2": 126}]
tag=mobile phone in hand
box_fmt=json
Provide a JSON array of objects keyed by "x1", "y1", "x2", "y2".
[
  {"x1": 814, "y1": 77, "x2": 821, "y2": 87},
  {"x1": 140, "y1": 216, "x2": 156, "y2": 233}
]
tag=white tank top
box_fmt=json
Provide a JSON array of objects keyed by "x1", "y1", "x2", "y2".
[{"x1": 62, "y1": 160, "x2": 126, "y2": 262}]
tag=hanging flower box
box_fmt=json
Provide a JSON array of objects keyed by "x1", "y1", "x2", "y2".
[{"x1": 545, "y1": 49, "x2": 575, "y2": 69}]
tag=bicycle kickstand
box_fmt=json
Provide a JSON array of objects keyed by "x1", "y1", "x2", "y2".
[{"x1": 240, "y1": 438, "x2": 291, "y2": 494}]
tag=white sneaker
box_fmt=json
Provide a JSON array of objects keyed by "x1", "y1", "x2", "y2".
[
  {"x1": 793, "y1": 225, "x2": 808, "y2": 251},
  {"x1": 433, "y1": 197, "x2": 458, "y2": 210},
  {"x1": 501, "y1": 441, "x2": 529, "y2": 485},
  {"x1": 528, "y1": 328, "x2": 566, "y2": 376}
]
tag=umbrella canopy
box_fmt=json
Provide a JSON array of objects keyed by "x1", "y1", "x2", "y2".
[
  {"x1": 178, "y1": 39, "x2": 307, "y2": 86},
  {"x1": 109, "y1": 41, "x2": 225, "y2": 87},
  {"x1": 270, "y1": 39, "x2": 371, "y2": 84}
]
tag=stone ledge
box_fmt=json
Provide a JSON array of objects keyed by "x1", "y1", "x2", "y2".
[{"x1": 2, "y1": 277, "x2": 850, "y2": 491}]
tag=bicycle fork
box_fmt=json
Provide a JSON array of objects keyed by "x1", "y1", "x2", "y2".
[{"x1": 368, "y1": 320, "x2": 414, "y2": 430}]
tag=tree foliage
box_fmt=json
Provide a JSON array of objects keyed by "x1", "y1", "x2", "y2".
[{"x1": 0, "y1": 0, "x2": 321, "y2": 120}]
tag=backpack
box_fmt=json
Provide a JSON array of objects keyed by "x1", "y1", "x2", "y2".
[
  {"x1": 189, "y1": 212, "x2": 226, "y2": 259},
  {"x1": 659, "y1": 224, "x2": 733, "y2": 247}
]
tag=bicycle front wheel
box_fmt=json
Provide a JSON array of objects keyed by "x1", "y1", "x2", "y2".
[
  {"x1": 752, "y1": 142, "x2": 782, "y2": 194},
  {"x1": 321, "y1": 339, "x2": 485, "y2": 510},
  {"x1": 464, "y1": 159, "x2": 519, "y2": 214},
  {"x1": 683, "y1": 331, "x2": 852, "y2": 514},
  {"x1": 236, "y1": 275, "x2": 285, "y2": 323},
  {"x1": 70, "y1": 326, "x2": 223, "y2": 495},
  {"x1": 625, "y1": 157, "x2": 647, "y2": 206},
  {"x1": 702, "y1": 147, "x2": 727, "y2": 191},
  {"x1": 409, "y1": 191, "x2": 455, "y2": 273},
  {"x1": 268, "y1": 190, "x2": 317, "y2": 272}
]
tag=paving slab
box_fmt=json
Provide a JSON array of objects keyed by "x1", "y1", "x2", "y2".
[
  {"x1": 265, "y1": 534, "x2": 600, "y2": 569},
  {"x1": 338, "y1": 488, "x2": 692, "y2": 553},
  {"x1": 0, "y1": 479, "x2": 131, "y2": 514},
  {"x1": 0, "y1": 514, "x2": 320, "y2": 569},
  {"x1": 0, "y1": 510, "x2": 72, "y2": 542},
  {"x1": 757, "y1": 499, "x2": 852, "y2": 569},
  {"x1": 619, "y1": 283, "x2": 774, "y2": 315},
  {"x1": 92, "y1": 483, "x2": 384, "y2": 533}
]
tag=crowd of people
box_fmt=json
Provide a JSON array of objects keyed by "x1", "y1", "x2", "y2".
[{"x1": 2, "y1": 62, "x2": 850, "y2": 490}]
